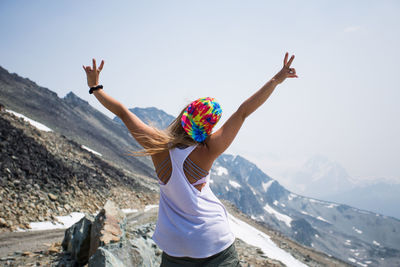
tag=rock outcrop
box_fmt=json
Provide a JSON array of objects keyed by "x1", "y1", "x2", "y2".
[{"x1": 58, "y1": 200, "x2": 161, "y2": 267}]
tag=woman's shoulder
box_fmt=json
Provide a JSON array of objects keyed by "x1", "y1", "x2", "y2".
[{"x1": 190, "y1": 143, "x2": 214, "y2": 170}]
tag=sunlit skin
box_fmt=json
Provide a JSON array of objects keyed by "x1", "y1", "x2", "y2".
[{"x1": 83, "y1": 53, "x2": 297, "y2": 191}]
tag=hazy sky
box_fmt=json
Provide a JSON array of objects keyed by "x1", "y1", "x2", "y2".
[{"x1": 1, "y1": 1, "x2": 399, "y2": 187}]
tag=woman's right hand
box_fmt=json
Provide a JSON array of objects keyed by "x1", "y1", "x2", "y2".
[
  {"x1": 83, "y1": 58, "x2": 104, "y2": 88},
  {"x1": 272, "y1": 52, "x2": 298, "y2": 85}
]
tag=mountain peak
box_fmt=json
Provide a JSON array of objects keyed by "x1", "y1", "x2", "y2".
[
  {"x1": 114, "y1": 106, "x2": 175, "y2": 130},
  {"x1": 63, "y1": 91, "x2": 89, "y2": 106},
  {"x1": 0, "y1": 65, "x2": 39, "y2": 88}
]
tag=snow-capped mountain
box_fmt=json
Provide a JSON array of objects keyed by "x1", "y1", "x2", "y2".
[
  {"x1": 209, "y1": 154, "x2": 400, "y2": 267},
  {"x1": 127, "y1": 106, "x2": 400, "y2": 267},
  {"x1": 281, "y1": 154, "x2": 400, "y2": 219},
  {"x1": 282, "y1": 155, "x2": 355, "y2": 199}
]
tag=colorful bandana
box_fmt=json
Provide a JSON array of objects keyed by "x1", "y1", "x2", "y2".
[{"x1": 181, "y1": 97, "x2": 222, "y2": 142}]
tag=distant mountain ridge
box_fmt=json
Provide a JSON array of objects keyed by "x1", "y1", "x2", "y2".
[
  {"x1": 282, "y1": 155, "x2": 400, "y2": 219},
  {"x1": 113, "y1": 107, "x2": 175, "y2": 130}
]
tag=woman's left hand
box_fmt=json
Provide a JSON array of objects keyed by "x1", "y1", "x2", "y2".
[
  {"x1": 83, "y1": 58, "x2": 104, "y2": 88},
  {"x1": 272, "y1": 52, "x2": 298, "y2": 85}
]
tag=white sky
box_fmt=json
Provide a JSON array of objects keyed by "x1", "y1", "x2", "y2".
[{"x1": 1, "y1": 0, "x2": 399, "y2": 185}]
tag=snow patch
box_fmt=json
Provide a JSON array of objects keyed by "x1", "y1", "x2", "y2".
[
  {"x1": 7, "y1": 110, "x2": 52, "y2": 132},
  {"x1": 288, "y1": 193, "x2": 297, "y2": 201},
  {"x1": 316, "y1": 216, "x2": 330, "y2": 223},
  {"x1": 209, "y1": 179, "x2": 214, "y2": 184},
  {"x1": 348, "y1": 258, "x2": 356, "y2": 263},
  {"x1": 356, "y1": 262, "x2": 368, "y2": 267},
  {"x1": 225, "y1": 186, "x2": 229, "y2": 191},
  {"x1": 263, "y1": 204, "x2": 292, "y2": 227},
  {"x1": 352, "y1": 226, "x2": 363, "y2": 234},
  {"x1": 17, "y1": 208, "x2": 145, "y2": 232},
  {"x1": 215, "y1": 166, "x2": 228, "y2": 176},
  {"x1": 345, "y1": 240, "x2": 352, "y2": 246},
  {"x1": 262, "y1": 180, "x2": 274, "y2": 192},
  {"x1": 229, "y1": 180, "x2": 241, "y2": 189},
  {"x1": 309, "y1": 199, "x2": 325, "y2": 204},
  {"x1": 250, "y1": 187, "x2": 257, "y2": 195},
  {"x1": 326, "y1": 203, "x2": 338, "y2": 208},
  {"x1": 18, "y1": 212, "x2": 85, "y2": 231},
  {"x1": 315, "y1": 234, "x2": 319, "y2": 238},
  {"x1": 144, "y1": 204, "x2": 158, "y2": 212},
  {"x1": 121, "y1": 208, "x2": 138, "y2": 214},
  {"x1": 273, "y1": 200, "x2": 278, "y2": 206},
  {"x1": 81, "y1": 145, "x2": 102, "y2": 156},
  {"x1": 373, "y1": 240, "x2": 380, "y2": 246},
  {"x1": 280, "y1": 203, "x2": 286, "y2": 207},
  {"x1": 228, "y1": 214, "x2": 306, "y2": 267}
]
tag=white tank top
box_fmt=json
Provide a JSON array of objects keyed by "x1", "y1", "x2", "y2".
[{"x1": 152, "y1": 145, "x2": 235, "y2": 258}]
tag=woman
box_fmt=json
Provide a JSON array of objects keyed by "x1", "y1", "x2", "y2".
[{"x1": 83, "y1": 53, "x2": 297, "y2": 266}]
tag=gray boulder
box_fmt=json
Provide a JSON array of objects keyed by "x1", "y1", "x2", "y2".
[{"x1": 61, "y1": 214, "x2": 94, "y2": 266}]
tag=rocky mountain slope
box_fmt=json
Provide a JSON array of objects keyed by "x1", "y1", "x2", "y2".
[
  {"x1": 0, "y1": 110, "x2": 158, "y2": 233},
  {"x1": 0, "y1": 66, "x2": 154, "y2": 178},
  {"x1": 125, "y1": 104, "x2": 400, "y2": 267}
]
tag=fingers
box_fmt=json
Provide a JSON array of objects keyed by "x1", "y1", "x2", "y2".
[
  {"x1": 284, "y1": 52, "x2": 288, "y2": 66},
  {"x1": 287, "y1": 55, "x2": 295, "y2": 67},
  {"x1": 83, "y1": 65, "x2": 91, "y2": 72},
  {"x1": 84, "y1": 59, "x2": 104, "y2": 73},
  {"x1": 98, "y1": 60, "x2": 104, "y2": 72},
  {"x1": 288, "y1": 68, "x2": 298, "y2": 78},
  {"x1": 92, "y1": 58, "x2": 97, "y2": 71}
]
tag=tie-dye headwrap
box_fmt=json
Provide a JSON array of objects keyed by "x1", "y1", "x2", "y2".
[{"x1": 181, "y1": 97, "x2": 222, "y2": 142}]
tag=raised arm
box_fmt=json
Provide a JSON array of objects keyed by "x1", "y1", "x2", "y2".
[
  {"x1": 83, "y1": 59, "x2": 158, "y2": 149},
  {"x1": 206, "y1": 52, "x2": 298, "y2": 159}
]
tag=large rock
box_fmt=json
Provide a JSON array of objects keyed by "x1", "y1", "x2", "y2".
[
  {"x1": 88, "y1": 223, "x2": 161, "y2": 267},
  {"x1": 88, "y1": 200, "x2": 126, "y2": 258},
  {"x1": 59, "y1": 201, "x2": 162, "y2": 267},
  {"x1": 61, "y1": 214, "x2": 94, "y2": 266},
  {"x1": 88, "y1": 247, "x2": 126, "y2": 267}
]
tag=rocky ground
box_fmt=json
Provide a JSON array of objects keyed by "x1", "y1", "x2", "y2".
[{"x1": 0, "y1": 110, "x2": 158, "y2": 233}]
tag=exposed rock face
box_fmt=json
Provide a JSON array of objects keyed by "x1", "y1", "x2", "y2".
[
  {"x1": 61, "y1": 214, "x2": 94, "y2": 265},
  {"x1": 89, "y1": 200, "x2": 127, "y2": 258}
]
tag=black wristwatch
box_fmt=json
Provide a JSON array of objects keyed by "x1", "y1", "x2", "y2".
[{"x1": 89, "y1": 85, "x2": 103, "y2": 94}]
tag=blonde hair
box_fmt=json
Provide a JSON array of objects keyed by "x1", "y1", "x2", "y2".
[{"x1": 131, "y1": 104, "x2": 199, "y2": 156}]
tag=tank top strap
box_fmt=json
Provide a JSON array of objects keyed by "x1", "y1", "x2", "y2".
[{"x1": 169, "y1": 144, "x2": 198, "y2": 167}]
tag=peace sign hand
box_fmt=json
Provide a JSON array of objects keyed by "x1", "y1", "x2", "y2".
[
  {"x1": 273, "y1": 52, "x2": 298, "y2": 85},
  {"x1": 83, "y1": 58, "x2": 104, "y2": 88}
]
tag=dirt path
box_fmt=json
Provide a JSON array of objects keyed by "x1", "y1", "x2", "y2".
[{"x1": 0, "y1": 210, "x2": 157, "y2": 258}]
